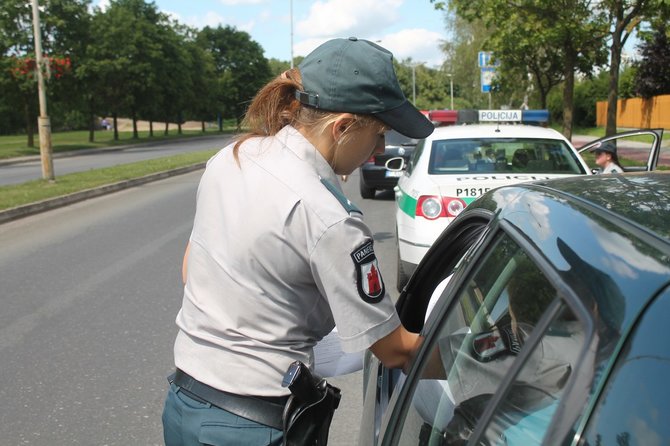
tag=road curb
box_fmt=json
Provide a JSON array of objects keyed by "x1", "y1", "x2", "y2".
[{"x1": 0, "y1": 162, "x2": 205, "y2": 225}]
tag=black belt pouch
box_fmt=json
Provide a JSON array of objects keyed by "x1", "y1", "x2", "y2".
[{"x1": 281, "y1": 361, "x2": 342, "y2": 446}]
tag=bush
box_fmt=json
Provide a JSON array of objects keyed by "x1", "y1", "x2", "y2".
[{"x1": 51, "y1": 109, "x2": 90, "y2": 131}]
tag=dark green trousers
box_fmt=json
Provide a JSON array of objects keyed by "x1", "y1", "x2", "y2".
[{"x1": 162, "y1": 383, "x2": 284, "y2": 446}]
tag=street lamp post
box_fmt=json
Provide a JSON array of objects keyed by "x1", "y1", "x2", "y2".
[
  {"x1": 448, "y1": 73, "x2": 454, "y2": 110},
  {"x1": 412, "y1": 64, "x2": 416, "y2": 105},
  {"x1": 31, "y1": 0, "x2": 54, "y2": 181},
  {"x1": 289, "y1": 0, "x2": 294, "y2": 68},
  {"x1": 409, "y1": 61, "x2": 423, "y2": 106}
]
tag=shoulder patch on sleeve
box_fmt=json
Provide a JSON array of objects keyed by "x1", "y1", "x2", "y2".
[
  {"x1": 351, "y1": 239, "x2": 385, "y2": 303},
  {"x1": 470, "y1": 325, "x2": 521, "y2": 362},
  {"x1": 320, "y1": 178, "x2": 361, "y2": 215}
]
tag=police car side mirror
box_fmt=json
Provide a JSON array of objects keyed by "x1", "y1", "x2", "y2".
[{"x1": 386, "y1": 157, "x2": 406, "y2": 171}]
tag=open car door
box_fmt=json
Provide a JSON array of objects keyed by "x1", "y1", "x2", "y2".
[{"x1": 577, "y1": 129, "x2": 664, "y2": 173}]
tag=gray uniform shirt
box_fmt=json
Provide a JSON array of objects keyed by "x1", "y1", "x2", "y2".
[
  {"x1": 600, "y1": 162, "x2": 623, "y2": 174},
  {"x1": 174, "y1": 125, "x2": 400, "y2": 396}
]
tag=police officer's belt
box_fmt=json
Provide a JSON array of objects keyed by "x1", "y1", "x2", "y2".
[{"x1": 170, "y1": 369, "x2": 286, "y2": 430}]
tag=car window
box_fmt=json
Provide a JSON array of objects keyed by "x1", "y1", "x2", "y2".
[
  {"x1": 406, "y1": 138, "x2": 426, "y2": 176},
  {"x1": 366, "y1": 219, "x2": 489, "y2": 446},
  {"x1": 578, "y1": 131, "x2": 664, "y2": 172},
  {"x1": 577, "y1": 286, "x2": 670, "y2": 446},
  {"x1": 427, "y1": 138, "x2": 585, "y2": 175},
  {"x1": 394, "y1": 234, "x2": 586, "y2": 446}
]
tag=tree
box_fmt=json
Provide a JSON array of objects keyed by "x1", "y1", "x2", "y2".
[
  {"x1": 597, "y1": 0, "x2": 656, "y2": 136},
  {"x1": 478, "y1": 8, "x2": 565, "y2": 109},
  {"x1": 179, "y1": 27, "x2": 217, "y2": 132},
  {"x1": 83, "y1": 0, "x2": 169, "y2": 140},
  {"x1": 393, "y1": 59, "x2": 451, "y2": 110},
  {"x1": 197, "y1": 26, "x2": 272, "y2": 129},
  {"x1": 0, "y1": 0, "x2": 88, "y2": 144},
  {"x1": 149, "y1": 20, "x2": 193, "y2": 136},
  {"x1": 633, "y1": 22, "x2": 670, "y2": 98},
  {"x1": 45, "y1": 0, "x2": 93, "y2": 133},
  {"x1": 268, "y1": 58, "x2": 290, "y2": 77}
]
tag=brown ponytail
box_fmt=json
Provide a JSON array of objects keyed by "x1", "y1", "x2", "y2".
[
  {"x1": 233, "y1": 68, "x2": 386, "y2": 163},
  {"x1": 233, "y1": 69, "x2": 304, "y2": 159}
]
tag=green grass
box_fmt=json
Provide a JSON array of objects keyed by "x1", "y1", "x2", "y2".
[
  {"x1": 0, "y1": 128, "x2": 230, "y2": 159},
  {"x1": 0, "y1": 149, "x2": 217, "y2": 211}
]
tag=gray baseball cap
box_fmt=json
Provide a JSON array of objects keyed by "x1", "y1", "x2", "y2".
[
  {"x1": 296, "y1": 37, "x2": 434, "y2": 139},
  {"x1": 591, "y1": 141, "x2": 617, "y2": 155}
]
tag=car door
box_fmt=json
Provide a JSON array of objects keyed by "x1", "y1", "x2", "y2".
[
  {"x1": 376, "y1": 229, "x2": 594, "y2": 446},
  {"x1": 576, "y1": 129, "x2": 664, "y2": 173},
  {"x1": 572, "y1": 285, "x2": 670, "y2": 446},
  {"x1": 359, "y1": 211, "x2": 492, "y2": 446}
]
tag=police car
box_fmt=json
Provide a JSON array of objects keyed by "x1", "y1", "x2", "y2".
[{"x1": 393, "y1": 109, "x2": 590, "y2": 291}]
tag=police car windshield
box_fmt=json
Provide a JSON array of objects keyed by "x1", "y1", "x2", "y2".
[{"x1": 428, "y1": 138, "x2": 585, "y2": 175}]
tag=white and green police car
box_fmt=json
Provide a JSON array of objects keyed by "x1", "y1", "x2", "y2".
[{"x1": 394, "y1": 109, "x2": 591, "y2": 290}]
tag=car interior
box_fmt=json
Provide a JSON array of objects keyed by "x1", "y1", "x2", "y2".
[
  {"x1": 427, "y1": 139, "x2": 585, "y2": 175},
  {"x1": 393, "y1": 233, "x2": 587, "y2": 446}
]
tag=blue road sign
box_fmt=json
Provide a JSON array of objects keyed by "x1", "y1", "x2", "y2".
[
  {"x1": 478, "y1": 51, "x2": 492, "y2": 67},
  {"x1": 481, "y1": 67, "x2": 495, "y2": 93}
]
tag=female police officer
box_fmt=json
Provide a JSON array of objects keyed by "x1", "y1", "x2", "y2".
[
  {"x1": 592, "y1": 141, "x2": 623, "y2": 174},
  {"x1": 161, "y1": 37, "x2": 433, "y2": 445}
]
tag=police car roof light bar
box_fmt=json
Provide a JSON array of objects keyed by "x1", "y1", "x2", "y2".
[
  {"x1": 457, "y1": 109, "x2": 479, "y2": 124},
  {"x1": 427, "y1": 109, "x2": 549, "y2": 127},
  {"x1": 520, "y1": 109, "x2": 550, "y2": 124},
  {"x1": 428, "y1": 110, "x2": 458, "y2": 126}
]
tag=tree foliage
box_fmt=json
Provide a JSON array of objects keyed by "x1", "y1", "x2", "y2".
[
  {"x1": 197, "y1": 25, "x2": 272, "y2": 129},
  {"x1": 0, "y1": 0, "x2": 90, "y2": 143},
  {"x1": 439, "y1": 14, "x2": 493, "y2": 109},
  {"x1": 634, "y1": 23, "x2": 670, "y2": 97},
  {"x1": 595, "y1": 0, "x2": 656, "y2": 135},
  {"x1": 0, "y1": 0, "x2": 271, "y2": 139},
  {"x1": 446, "y1": 0, "x2": 607, "y2": 139}
]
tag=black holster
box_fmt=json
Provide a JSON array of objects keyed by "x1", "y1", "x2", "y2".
[{"x1": 281, "y1": 361, "x2": 342, "y2": 446}]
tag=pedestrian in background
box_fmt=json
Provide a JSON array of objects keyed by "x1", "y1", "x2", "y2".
[
  {"x1": 162, "y1": 37, "x2": 434, "y2": 446},
  {"x1": 592, "y1": 141, "x2": 623, "y2": 174}
]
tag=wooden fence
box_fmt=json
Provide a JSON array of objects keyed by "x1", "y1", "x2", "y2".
[{"x1": 596, "y1": 94, "x2": 670, "y2": 129}]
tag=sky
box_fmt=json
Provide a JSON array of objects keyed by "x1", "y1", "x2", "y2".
[{"x1": 94, "y1": 0, "x2": 449, "y2": 67}]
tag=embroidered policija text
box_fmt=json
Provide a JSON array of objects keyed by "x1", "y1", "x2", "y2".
[{"x1": 351, "y1": 239, "x2": 385, "y2": 303}]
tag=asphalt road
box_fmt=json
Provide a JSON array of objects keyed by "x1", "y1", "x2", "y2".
[
  {"x1": 0, "y1": 167, "x2": 399, "y2": 445},
  {"x1": 0, "y1": 134, "x2": 235, "y2": 186}
]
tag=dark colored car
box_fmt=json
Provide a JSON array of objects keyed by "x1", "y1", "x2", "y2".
[
  {"x1": 359, "y1": 130, "x2": 418, "y2": 199},
  {"x1": 359, "y1": 171, "x2": 670, "y2": 446}
]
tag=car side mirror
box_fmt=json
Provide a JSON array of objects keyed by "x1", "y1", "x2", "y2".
[{"x1": 386, "y1": 156, "x2": 406, "y2": 171}]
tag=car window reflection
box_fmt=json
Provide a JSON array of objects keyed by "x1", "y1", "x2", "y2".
[{"x1": 396, "y1": 235, "x2": 586, "y2": 446}]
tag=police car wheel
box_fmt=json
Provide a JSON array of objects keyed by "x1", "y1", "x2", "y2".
[{"x1": 359, "y1": 176, "x2": 376, "y2": 199}]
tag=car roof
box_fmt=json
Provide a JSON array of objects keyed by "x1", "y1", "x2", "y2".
[
  {"x1": 469, "y1": 171, "x2": 670, "y2": 334},
  {"x1": 428, "y1": 124, "x2": 570, "y2": 142},
  {"x1": 529, "y1": 171, "x2": 670, "y2": 239}
]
